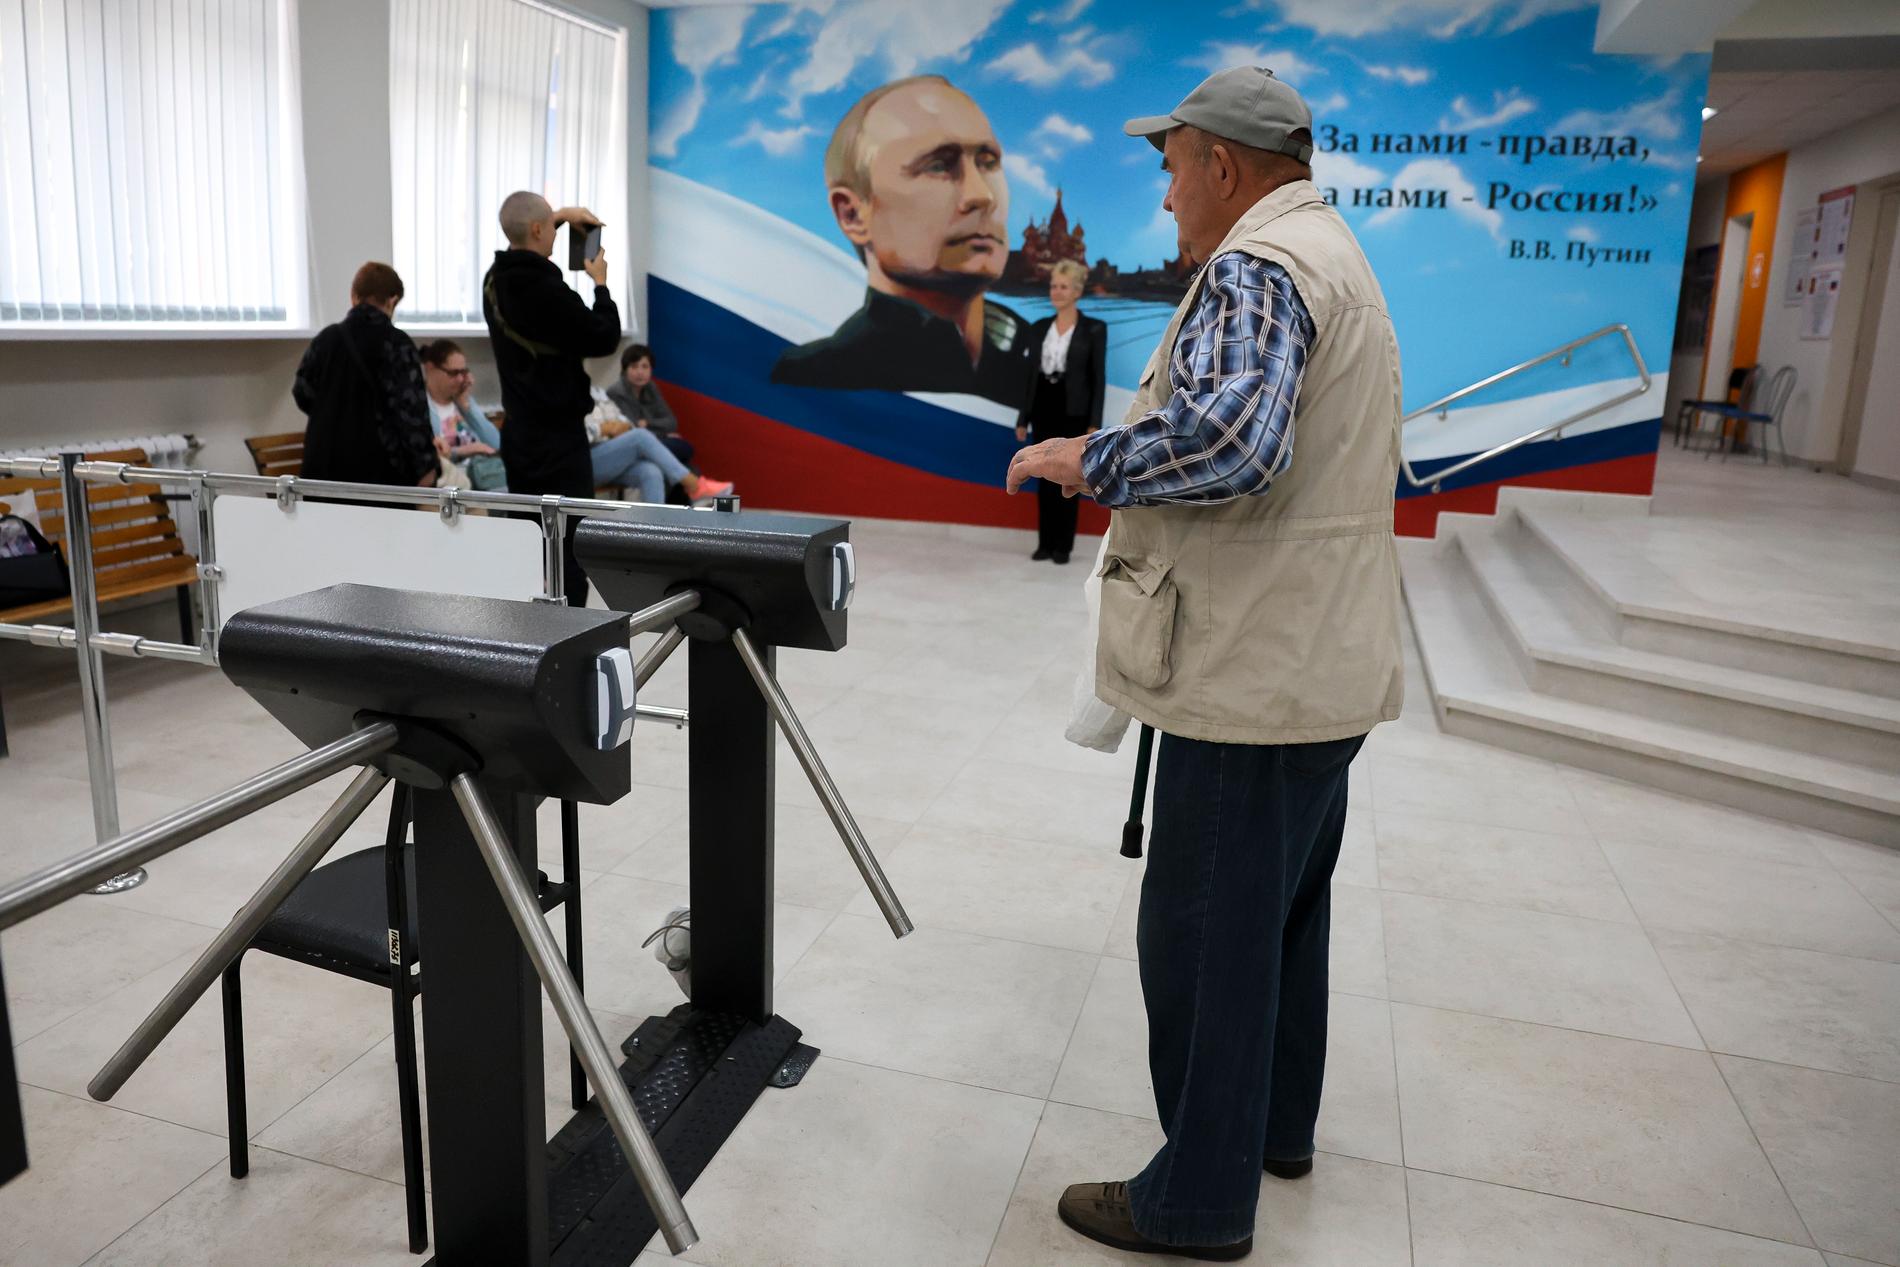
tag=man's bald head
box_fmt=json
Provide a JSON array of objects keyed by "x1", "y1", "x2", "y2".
[{"x1": 499, "y1": 191, "x2": 554, "y2": 249}]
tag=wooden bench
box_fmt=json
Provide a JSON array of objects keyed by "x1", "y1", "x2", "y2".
[
  {"x1": 245, "y1": 431, "x2": 305, "y2": 478},
  {"x1": 0, "y1": 448, "x2": 200, "y2": 757}
]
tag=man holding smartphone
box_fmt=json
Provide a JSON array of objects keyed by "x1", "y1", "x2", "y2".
[{"x1": 483, "y1": 190, "x2": 620, "y2": 603}]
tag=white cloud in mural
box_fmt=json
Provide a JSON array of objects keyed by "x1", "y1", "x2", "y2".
[
  {"x1": 1440, "y1": 89, "x2": 1535, "y2": 131},
  {"x1": 1034, "y1": 113, "x2": 1094, "y2": 155},
  {"x1": 653, "y1": 7, "x2": 750, "y2": 158},
  {"x1": 1311, "y1": 149, "x2": 1384, "y2": 191},
  {"x1": 1309, "y1": 90, "x2": 1350, "y2": 116},
  {"x1": 1549, "y1": 85, "x2": 1684, "y2": 141},
  {"x1": 653, "y1": 81, "x2": 708, "y2": 161},
  {"x1": 1004, "y1": 152, "x2": 1058, "y2": 198},
  {"x1": 783, "y1": 0, "x2": 1011, "y2": 112},
  {"x1": 1189, "y1": 42, "x2": 1325, "y2": 83},
  {"x1": 1365, "y1": 63, "x2": 1432, "y2": 86},
  {"x1": 987, "y1": 40, "x2": 1115, "y2": 89},
  {"x1": 732, "y1": 120, "x2": 820, "y2": 157},
  {"x1": 1260, "y1": 0, "x2": 1593, "y2": 39},
  {"x1": 1567, "y1": 224, "x2": 1598, "y2": 243},
  {"x1": 1030, "y1": 0, "x2": 1094, "y2": 23},
  {"x1": 1365, "y1": 157, "x2": 1502, "y2": 240}
]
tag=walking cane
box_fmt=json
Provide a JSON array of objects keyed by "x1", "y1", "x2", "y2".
[{"x1": 1121, "y1": 724, "x2": 1156, "y2": 859}]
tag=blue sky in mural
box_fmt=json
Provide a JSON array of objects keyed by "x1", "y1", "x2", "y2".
[{"x1": 649, "y1": 0, "x2": 1709, "y2": 407}]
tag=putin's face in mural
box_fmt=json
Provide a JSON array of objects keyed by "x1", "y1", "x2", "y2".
[
  {"x1": 831, "y1": 80, "x2": 1010, "y2": 298},
  {"x1": 769, "y1": 75, "x2": 1029, "y2": 408}
]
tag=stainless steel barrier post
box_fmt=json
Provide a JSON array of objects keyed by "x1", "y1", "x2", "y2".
[{"x1": 59, "y1": 453, "x2": 141, "y2": 894}]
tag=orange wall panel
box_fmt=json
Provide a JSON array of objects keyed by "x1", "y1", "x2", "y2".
[{"x1": 1721, "y1": 153, "x2": 1787, "y2": 377}]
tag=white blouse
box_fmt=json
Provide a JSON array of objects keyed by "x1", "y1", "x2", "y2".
[{"x1": 1039, "y1": 317, "x2": 1077, "y2": 376}]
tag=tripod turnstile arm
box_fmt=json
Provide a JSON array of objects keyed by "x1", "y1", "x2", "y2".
[
  {"x1": 729, "y1": 629, "x2": 913, "y2": 939},
  {"x1": 0, "y1": 722, "x2": 402, "y2": 935},
  {"x1": 449, "y1": 774, "x2": 699, "y2": 1256},
  {"x1": 87, "y1": 767, "x2": 392, "y2": 1102}
]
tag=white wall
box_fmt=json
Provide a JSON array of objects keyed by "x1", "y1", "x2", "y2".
[
  {"x1": 0, "y1": 0, "x2": 650, "y2": 476},
  {"x1": 1756, "y1": 104, "x2": 1900, "y2": 463}
]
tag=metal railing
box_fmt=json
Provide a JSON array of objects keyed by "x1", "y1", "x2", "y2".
[
  {"x1": 1400, "y1": 323, "x2": 1652, "y2": 493},
  {"x1": 0, "y1": 459, "x2": 704, "y2": 891}
]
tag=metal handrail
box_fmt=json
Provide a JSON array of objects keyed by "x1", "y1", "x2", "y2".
[
  {"x1": 1400, "y1": 323, "x2": 1651, "y2": 493},
  {"x1": 0, "y1": 460, "x2": 703, "y2": 664}
]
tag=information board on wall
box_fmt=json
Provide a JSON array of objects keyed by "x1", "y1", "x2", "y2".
[
  {"x1": 1800, "y1": 185, "x2": 1855, "y2": 340},
  {"x1": 1784, "y1": 208, "x2": 1817, "y2": 306}
]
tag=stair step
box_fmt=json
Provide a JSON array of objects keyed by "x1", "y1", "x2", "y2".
[
  {"x1": 1515, "y1": 503, "x2": 1900, "y2": 697},
  {"x1": 1447, "y1": 513, "x2": 1900, "y2": 771},
  {"x1": 1399, "y1": 536, "x2": 1900, "y2": 847}
]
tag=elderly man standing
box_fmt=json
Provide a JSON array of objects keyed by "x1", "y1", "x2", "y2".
[
  {"x1": 483, "y1": 191, "x2": 619, "y2": 603},
  {"x1": 1007, "y1": 67, "x2": 1403, "y2": 1260}
]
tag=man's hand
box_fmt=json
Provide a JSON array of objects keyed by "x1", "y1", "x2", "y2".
[
  {"x1": 552, "y1": 206, "x2": 600, "y2": 227},
  {"x1": 1006, "y1": 434, "x2": 1090, "y2": 496},
  {"x1": 583, "y1": 249, "x2": 609, "y2": 287},
  {"x1": 1015, "y1": 425, "x2": 1028, "y2": 443}
]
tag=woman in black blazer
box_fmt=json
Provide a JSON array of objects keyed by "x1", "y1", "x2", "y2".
[{"x1": 1014, "y1": 259, "x2": 1107, "y2": 564}]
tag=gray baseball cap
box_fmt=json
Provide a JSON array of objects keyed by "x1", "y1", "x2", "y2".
[{"x1": 1123, "y1": 66, "x2": 1315, "y2": 162}]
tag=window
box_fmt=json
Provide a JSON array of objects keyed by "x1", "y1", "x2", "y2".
[
  {"x1": 390, "y1": 0, "x2": 628, "y2": 329},
  {"x1": 0, "y1": 0, "x2": 307, "y2": 333}
]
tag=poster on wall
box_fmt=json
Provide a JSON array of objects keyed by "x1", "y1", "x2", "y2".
[
  {"x1": 648, "y1": 1, "x2": 1708, "y2": 532},
  {"x1": 1784, "y1": 207, "x2": 1818, "y2": 306}
]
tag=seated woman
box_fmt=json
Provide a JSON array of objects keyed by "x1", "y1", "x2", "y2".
[
  {"x1": 417, "y1": 339, "x2": 508, "y2": 491},
  {"x1": 606, "y1": 344, "x2": 694, "y2": 469},
  {"x1": 587, "y1": 406, "x2": 731, "y2": 504}
]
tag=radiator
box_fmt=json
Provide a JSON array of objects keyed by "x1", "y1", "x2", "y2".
[{"x1": 1, "y1": 433, "x2": 203, "y2": 552}]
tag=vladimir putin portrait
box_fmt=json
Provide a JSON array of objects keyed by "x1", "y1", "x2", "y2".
[{"x1": 771, "y1": 75, "x2": 1028, "y2": 405}]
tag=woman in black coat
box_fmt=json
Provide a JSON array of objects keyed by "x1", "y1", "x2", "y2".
[{"x1": 1014, "y1": 259, "x2": 1107, "y2": 563}]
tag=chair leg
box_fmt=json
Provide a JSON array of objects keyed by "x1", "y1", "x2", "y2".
[
  {"x1": 562, "y1": 799, "x2": 587, "y2": 1112},
  {"x1": 176, "y1": 583, "x2": 196, "y2": 645},
  {"x1": 391, "y1": 976, "x2": 428, "y2": 1254},
  {"x1": 0, "y1": 679, "x2": 9, "y2": 760},
  {"x1": 221, "y1": 960, "x2": 249, "y2": 1180}
]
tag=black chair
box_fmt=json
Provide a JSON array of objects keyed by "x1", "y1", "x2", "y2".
[
  {"x1": 220, "y1": 786, "x2": 589, "y2": 1254},
  {"x1": 1676, "y1": 364, "x2": 1756, "y2": 449}
]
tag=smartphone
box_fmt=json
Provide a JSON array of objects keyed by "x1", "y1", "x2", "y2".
[{"x1": 568, "y1": 221, "x2": 604, "y2": 271}]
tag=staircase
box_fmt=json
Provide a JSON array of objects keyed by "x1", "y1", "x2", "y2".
[{"x1": 1399, "y1": 488, "x2": 1900, "y2": 846}]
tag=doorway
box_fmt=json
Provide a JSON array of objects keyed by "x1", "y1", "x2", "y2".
[
  {"x1": 1703, "y1": 213, "x2": 1754, "y2": 398},
  {"x1": 1839, "y1": 183, "x2": 1900, "y2": 482}
]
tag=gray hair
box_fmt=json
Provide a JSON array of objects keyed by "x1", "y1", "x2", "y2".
[{"x1": 499, "y1": 190, "x2": 553, "y2": 247}]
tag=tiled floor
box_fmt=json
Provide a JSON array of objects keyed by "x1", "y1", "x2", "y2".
[{"x1": 3, "y1": 473, "x2": 1899, "y2": 1265}]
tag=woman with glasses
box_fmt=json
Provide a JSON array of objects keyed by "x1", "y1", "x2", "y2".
[{"x1": 418, "y1": 339, "x2": 508, "y2": 491}]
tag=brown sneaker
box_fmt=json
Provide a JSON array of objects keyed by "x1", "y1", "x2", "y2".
[{"x1": 1056, "y1": 1181, "x2": 1253, "y2": 1260}]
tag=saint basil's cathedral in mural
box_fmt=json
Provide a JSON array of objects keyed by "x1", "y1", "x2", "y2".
[{"x1": 997, "y1": 190, "x2": 1195, "y2": 301}]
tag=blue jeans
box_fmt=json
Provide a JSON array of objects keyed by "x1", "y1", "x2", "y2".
[
  {"x1": 591, "y1": 427, "x2": 688, "y2": 503},
  {"x1": 1127, "y1": 729, "x2": 1364, "y2": 1247}
]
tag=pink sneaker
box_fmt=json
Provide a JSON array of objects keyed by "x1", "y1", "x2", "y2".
[{"x1": 691, "y1": 477, "x2": 734, "y2": 503}]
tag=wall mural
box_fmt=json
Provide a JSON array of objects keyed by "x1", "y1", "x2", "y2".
[{"x1": 648, "y1": 0, "x2": 1709, "y2": 534}]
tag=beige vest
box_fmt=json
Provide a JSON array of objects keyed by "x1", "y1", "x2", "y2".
[{"x1": 1095, "y1": 180, "x2": 1404, "y2": 745}]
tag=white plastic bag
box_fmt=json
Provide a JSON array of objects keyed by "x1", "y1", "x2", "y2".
[{"x1": 1065, "y1": 532, "x2": 1135, "y2": 753}]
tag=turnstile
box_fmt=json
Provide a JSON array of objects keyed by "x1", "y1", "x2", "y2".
[{"x1": 0, "y1": 504, "x2": 910, "y2": 1266}]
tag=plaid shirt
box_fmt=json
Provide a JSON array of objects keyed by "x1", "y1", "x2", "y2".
[{"x1": 1081, "y1": 252, "x2": 1312, "y2": 508}]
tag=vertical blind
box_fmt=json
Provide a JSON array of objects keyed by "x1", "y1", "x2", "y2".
[
  {"x1": 390, "y1": 0, "x2": 628, "y2": 327},
  {"x1": 0, "y1": 0, "x2": 305, "y2": 328}
]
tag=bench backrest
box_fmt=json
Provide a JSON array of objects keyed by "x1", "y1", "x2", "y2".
[
  {"x1": 245, "y1": 431, "x2": 305, "y2": 478},
  {"x1": 0, "y1": 448, "x2": 192, "y2": 591}
]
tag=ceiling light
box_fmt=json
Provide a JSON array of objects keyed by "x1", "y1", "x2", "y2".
[{"x1": 1702, "y1": 106, "x2": 1717, "y2": 121}]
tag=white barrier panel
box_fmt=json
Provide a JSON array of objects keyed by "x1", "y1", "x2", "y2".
[{"x1": 215, "y1": 495, "x2": 546, "y2": 621}]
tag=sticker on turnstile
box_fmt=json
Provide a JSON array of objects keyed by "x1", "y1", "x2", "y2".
[
  {"x1": 593, "y1": 647, "x2": 637, "y2": 750},
  {"x1": 829, "y1": 541, "x2": 855, "y2": 612}
]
